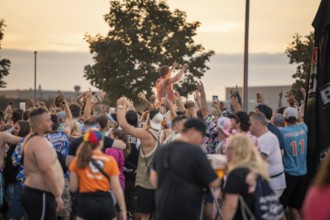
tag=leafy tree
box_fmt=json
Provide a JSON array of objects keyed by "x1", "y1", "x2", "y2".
[
  {"x1": 285, "y1": 32, "x2": 314, "y2": 101},
  {"x1": 84, "y1": 0, "x2": 214, "y2": 104},
  {"x1": 0, "y1": 19, "x2": 11, "y2": 88}
]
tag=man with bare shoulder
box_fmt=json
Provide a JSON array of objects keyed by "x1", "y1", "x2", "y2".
[{"x1": 20, "y1": 107, "x2": 65, "y2": 220}]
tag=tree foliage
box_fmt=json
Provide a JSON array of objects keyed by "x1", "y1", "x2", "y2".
[
  {"x1": 0, "y1": 19, "x2": 11, "y2": 88},
  {"x1": 84, "y1": 0, "x2": 214, "y2": 104},
  {"x1": 285, "y1": 32, "x2": 314, "y2": 100}
]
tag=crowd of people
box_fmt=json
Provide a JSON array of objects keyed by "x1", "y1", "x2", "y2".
[{"x1": 0, "y1": 62, "x2": 329, "y2": 220}]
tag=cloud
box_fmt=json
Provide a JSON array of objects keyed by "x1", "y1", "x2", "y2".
[
  {"x1": 198, "y1": 23, "x2": 241, "y2": 33},
  {"x1": 49, "y1": 41, "x2": 77, "y2": 47}
]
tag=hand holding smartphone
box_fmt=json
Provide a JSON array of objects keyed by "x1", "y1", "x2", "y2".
[{"x1": 212, "y1": 95, "x2": 219, "y2": 103}]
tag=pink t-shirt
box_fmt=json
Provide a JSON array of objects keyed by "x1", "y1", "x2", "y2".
[
  {"x1": 105, "y1": 148, "x2": 125, "y2": 190},
  {"x1": 303, "y1": 185, "x2": 330, "y2": 220}
]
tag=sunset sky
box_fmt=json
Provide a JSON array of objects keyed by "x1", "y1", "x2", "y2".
[{"x1": 0, "y1": 0, "x2": 321, "y2": 100}]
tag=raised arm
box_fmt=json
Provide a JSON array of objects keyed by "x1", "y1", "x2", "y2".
[
  {"x1": 256, "y1": 92, "x2": 265, "y2": 104},
  {"x1": 167, "y1": 63, "x2": 188, "y2": 85},
  {"x1": 0, "y1": 132, "x2": 21, "y2": 145},
  {"x1": 83, "y1": 91, "x2": 93, "y2": 122},
  {"x1": 76, "y1": 92, "x2": 85, "y2": 107},
  {"x1": 168, "y1": 61, "x2": 178, "y2": 76},
  {"x1": 174, "y1": 91, "x2": 186, "y2": 113},
  {"x1": 230, "y1": 95, "x2": 242, "y2": 112},
  {"x1": 92, "y1": 91, "x2": 101, "y2": 106},
  {"x1": 137, "y1": 92, "x2": 152, "y2": 110},
  {"x1": 116, "y1": 98, "x2": 149, "y2": 140},
  {"x1": 58, "y1": 90, "x2": 72, "y2": 137},
  {"x1": 278, "y1": 90, "x2": 283, "y2": 108},
  {"x1": 196, "y1": 81, "x2": 210, "y2": 118}
]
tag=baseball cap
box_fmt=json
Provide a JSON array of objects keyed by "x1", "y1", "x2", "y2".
[
  {"x1": 150, "y1": 109, "x2": 163, "y2": 131},
  {"x1": 217, "y1": 117, "x2": 231, "y2": 136},
  {"x1": 83, "y1": 128, "x2": 103, "y2": 145},
  {"x1": 107, "y1": 113, "x2": 117, "y2": 124},
  {"x1": 57, "y1": 112, "x2": 66, "y2": 120},
  {"x1": 283, "y1": 107, "x2": 298, "y2": 121}
]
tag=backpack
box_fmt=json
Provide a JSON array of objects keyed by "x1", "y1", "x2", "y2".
[{"x1": 239, "y1": 176, "x2": 284, "y2": 220}]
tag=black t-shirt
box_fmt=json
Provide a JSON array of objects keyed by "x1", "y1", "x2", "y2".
[
  {"x1": 124, "y1": 135, "x2": 140, "y2": 181},
  {"x1": 68, "y1": 136, "x2": 114, "y2": 156},
  {"x1": 3, "y1": 144, "x2": 19, "y2": 186},
  {"x1": 223, "y1": 167, "x2": 256, "y2": 220},
  {"x1": 153, "y1": 141, "x2": 217, "y2": 220}
]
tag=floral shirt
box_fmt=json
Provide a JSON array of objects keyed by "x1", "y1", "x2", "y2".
[
  {"x1": 11, "y1": 138, "x2": 26, "y2": 187},
  {"x1": 202, "y1": 114, "x2": 220, "y2": 154}
]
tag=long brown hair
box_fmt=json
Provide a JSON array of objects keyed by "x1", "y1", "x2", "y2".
[
  {"x1": 313, "y1": 154, "x2": 330, "y2": 188},
  {"x1": 76, "y1": 129, "x2": 103, "y2": 168},
  {"x1": 111, "y1": 128, "x2": 131, "y2": 157},
  {"x1": 76, "y1": 142, "x2": 99, "y2": 168}
]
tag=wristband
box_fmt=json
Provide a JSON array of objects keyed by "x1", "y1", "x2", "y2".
[{"x1": 117, "y1": 105, "x2": 124, "y2": 110}]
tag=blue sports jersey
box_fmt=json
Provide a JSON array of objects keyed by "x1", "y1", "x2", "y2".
[
  {"x1": 280, "y1": 123, "x2": 308, "y2": 176},
  {"x1": 46, "y1": 132, "x2": 70, "y2": 177}
]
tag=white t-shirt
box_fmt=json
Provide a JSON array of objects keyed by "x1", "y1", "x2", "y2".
[{"x1": 258, "y1": 131, "x2": 286, "y2": 190}]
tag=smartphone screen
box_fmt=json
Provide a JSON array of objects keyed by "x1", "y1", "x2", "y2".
[
  {"x1": 212, "y1": 95, "x2": 219, "y2": 103},
  {"x1": 20, "y1": 102, "x2": 26, "y2": 111}
]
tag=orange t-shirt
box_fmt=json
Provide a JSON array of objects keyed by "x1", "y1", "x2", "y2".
[{"x1": 69, "y1": 150, "x2": 120, "y2": 193}]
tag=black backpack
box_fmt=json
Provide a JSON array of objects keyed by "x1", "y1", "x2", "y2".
[{"x1": 239, "y1": 176, "x2": 284, "y2": 220}]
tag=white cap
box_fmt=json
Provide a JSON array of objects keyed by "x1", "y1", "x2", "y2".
[
  {"x1": 217, "y1": 117, "x2": 231, "y2": 136},
  {"x1": 283, "y1": 107, "x2": 298, "y2": 120},
  {"x1": 150, "y1": 112, "x2": 163, "y2": 131}
]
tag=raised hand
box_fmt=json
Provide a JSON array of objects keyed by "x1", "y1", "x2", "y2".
[
  {"x1": 57, "y1": 90, "x2": 65, "y2": 100},
  {"x1": 196, "y1": 81, "x2": 205, "y2": 94},
  {"x1": 172, "y1": 60, "x2": 178, "y2": 69},
  {"x1": 279, "y1": 90, "x2": 283, "y2": 98},
  {"x1": 137, "y1": 92, "x2": 146, "y2": 101},
  {"x1": 85, "y1": 91, "x2": 93, "y2": 99}
]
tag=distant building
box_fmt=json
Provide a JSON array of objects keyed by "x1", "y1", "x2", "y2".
[
  {"x1": 0, "y1": 85, "x2": 103, "y2": 101},
  {"x1": 0, "y1": 89, "x2": 80, "y2": 100},
  {"x1": 224, "y1": 85, "x2": 292, "y2": 112}
]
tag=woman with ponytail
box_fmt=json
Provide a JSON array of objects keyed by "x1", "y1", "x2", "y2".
[{"x1": 69, "y1": 129, "x2": 127, "y2": 220}]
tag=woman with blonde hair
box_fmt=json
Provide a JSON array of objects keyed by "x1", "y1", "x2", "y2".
[
  {"x1": 69, "y1": 129, "x2": 127, "y2": 220},
  {"x1": 222, "y1": 134, "x2": 269, "y2": 220}
]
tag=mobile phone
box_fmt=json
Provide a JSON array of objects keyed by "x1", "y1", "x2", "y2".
[
  {"x1": 20, "y1": 102, "x2": 26, "y2": 111},
  {"x1": 212, "y1": 95, "x2": 219, "y2": 103}
]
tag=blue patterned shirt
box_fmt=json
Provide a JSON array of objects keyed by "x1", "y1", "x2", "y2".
[
  {"x1": 12, "y1": 138, "x2": 26, "y2": 187},
  {"x1": 46, "y1": 132, "x2": 70, "y2": 178}
]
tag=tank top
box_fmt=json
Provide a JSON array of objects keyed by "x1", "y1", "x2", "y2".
[{"x1": 135, "y1": 129, "x2": 160, "y2": 189}]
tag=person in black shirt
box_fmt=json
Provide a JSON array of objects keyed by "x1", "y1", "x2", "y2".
[
  {"x1": 150, "y1": 118, "x2": 220, "y2": 220},
  {"x1": 222, "y1": 134, "x2": 269, "y2": 220},
  {"x1": 123, "y1": 110, "x2": 140, "y2": 218}
]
